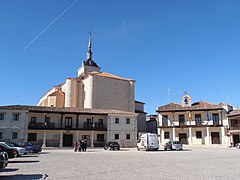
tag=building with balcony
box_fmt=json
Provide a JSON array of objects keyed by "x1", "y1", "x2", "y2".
[
  {"x1": 227, "y1": 109, "x2": 240, "y2": 146},
  {"x1": 156, "y1": 92, "x2": 233, "y2": 146},
  {"x1": 0, "y1": 105, "x2": 137, "y2": 148}
]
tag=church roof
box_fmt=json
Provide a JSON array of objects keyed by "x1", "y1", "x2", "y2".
[
  {"x1": 83, "y1": 59, "x2": 99, "y2": 67},
  {"x1": 87, "y1": 71, "x2": 135, "y2": 82},
  {"x1": 48, "y1": 91, "x2": 65, "y2": 96},
  {"x1": 156, "y1": 100, "x2": 223, "y2": 112},
  {"x1": 0, "y1": 105, "x2": 137, "y2": 116}
]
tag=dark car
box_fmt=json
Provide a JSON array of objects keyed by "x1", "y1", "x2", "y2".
[
  {"x1": 164, "y1": 141, "x2": 183, "y2": 151},
  {"x1": 15, "y1": 142, "x2": 42, "y2": 153},
  {"x1": 0, "y1": 144, "x2": 17, "y2": 158},
  {"x1": 235, "y1": 143, "x2": 240, "y2": 149},
  {"x1": 104, "y1": 141, "x2": 120, "y2": 150},
  {"x1": 0, "y1": 151, "x2": 8, "y2": 170}
]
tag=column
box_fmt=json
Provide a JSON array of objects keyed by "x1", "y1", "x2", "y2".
[
  {"x1": 59, "y1": 130, "x2": 63, "y2": 147},
  {"x1": 188, "y1": 127, "x2": 192, "y2": 144},
  {"x1": 76, "y1": 115, "x2": 79, "y2": 129},
  {"x1": 157, "y1": 127, "x2": 161, "y2": 145},
  {"x1": 161, "y1": 129, "x2": 164, "y2": 145},
  {"x1": 91, "y1": 115, "x2": 94, "y2": 147},
  {"x1": 221, "y1": 126, "x2": 225, "y2": 145},
  {"x1": 42, "y1": 130, "x2": 47, "y2": 148},
  {"x1": 76, "y1": 130, "x2": 79, "y2": 140},
  {"x1": 172, "y1": 127, "x2": 176, "y2": 141},
  {"x1": 60, "y1": 114, "x2": 63, "y2": 128},
  {"x1": 91, "y1": 130, "x2": 94, "y2": 147},
  {"x1": 206, "y1": 126, "x2": 210, "y2": 144}
]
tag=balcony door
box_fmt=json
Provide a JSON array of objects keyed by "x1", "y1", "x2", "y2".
[{"x1": 65, "y1": 117, "x2": 72, "y2": 128}]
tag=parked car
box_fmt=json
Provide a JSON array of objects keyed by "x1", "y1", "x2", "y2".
[
  {"x1": 0, "y1": 143, "x2": 17, "y2": 158},
  {"x1": 0, "y1": 151, "x2": 8, "y2": 170},
  {"x1": 15, "y1": 142, "x2": 42, "y2": 153},
  {"x1": 235, "y1": 143, "x2": 240, "y2": 149},
  {"x1": 104, "y1": 141, "x2": 120, "y2": 150},
  {"x1": 4, "y1": 142, "x2": 28, "y2": 157},
  {"x1": 164, "y1": 141, "x2": 183, "y2": 151}
]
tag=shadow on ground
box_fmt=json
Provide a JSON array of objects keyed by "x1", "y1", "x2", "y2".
[
  {"x1": 0, "y1": 168, "x2": 18, "y2": 172},
  {"x1": 0, "y1": 174, "x2": 48, "y2": 180},
  {"x1": 8, "y1": 160, "x2": 39, "y2": 164}
]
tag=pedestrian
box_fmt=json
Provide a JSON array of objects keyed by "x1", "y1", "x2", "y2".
[
  {"x1": 82, "y1": 139, "x2": 87, "y2": 152},
  {"x1": 73, "y1": 140, "x2": 78, "y2": 152},
  {"x1": 78, "y1": 140, "x2": 82, "y2": 152}
]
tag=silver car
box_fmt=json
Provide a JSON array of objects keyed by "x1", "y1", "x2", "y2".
[
  {"x1": 164, "y1": 141, "x2": 183, "y2": 151},
  {"x1": 1, "y1": 142, "x2": 28, "y2": 157}
]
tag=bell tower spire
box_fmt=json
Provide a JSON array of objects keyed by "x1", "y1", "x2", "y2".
[
  {"x1": 77, "y1": 32, "x2": 101, "y2": 76},
  {"x1": 86, "y1": 32, "x2": 92, "y2": 60}
]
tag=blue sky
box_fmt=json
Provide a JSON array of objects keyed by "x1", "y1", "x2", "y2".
[{"x1": 1, "y1": 0, "x2": 240, "y2": 114}]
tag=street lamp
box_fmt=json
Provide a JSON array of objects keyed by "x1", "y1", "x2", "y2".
[
  {"x1": 91, "y1": 115, "x2": 94, "y2": 147},
  {"x1": 42, "y1": 113, "x2": 47, "y2": 148}
]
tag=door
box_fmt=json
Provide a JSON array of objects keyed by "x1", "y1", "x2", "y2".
[
  {"x1": 179, "y1": 133, "x2": 188, "y2": 144},
  {"x1": 211, "y1": 132, "x2": 220, "y2": 144},
  {"x1": 233, "y1": 134, "x2": 240, "y2": 146},
  {"x1": 63, "y1": 134, "x2": 73, "y2": 147}
]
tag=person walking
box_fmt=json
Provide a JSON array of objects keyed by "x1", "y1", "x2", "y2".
[
  {"x1": 82, "y1": 139, "x2": 87, "y2": 152},
  {"x1": 73, "y1": 140, "x2": 78, "y2": 152},
  {"x1": 78, "y1": 140, "x2": 82, "y2": 152}
]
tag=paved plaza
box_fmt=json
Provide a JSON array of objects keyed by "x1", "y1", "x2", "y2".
[{"x1": 0, "y1": 146, "x2": 240, "y2": 180}]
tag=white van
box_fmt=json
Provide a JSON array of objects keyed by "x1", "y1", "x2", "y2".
[{"x1": 137, "y1": 133, "x2": 159, "y2": 151}]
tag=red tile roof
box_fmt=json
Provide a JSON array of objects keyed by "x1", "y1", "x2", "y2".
[{"x1": 157, "y1": 100, "x2": 223, "y2": 112}]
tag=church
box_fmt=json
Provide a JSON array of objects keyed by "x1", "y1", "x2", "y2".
[
  {"x1": 0, "y1": 34, "x2": 146, "y2": 148},
  {"x1": 38, "y1": 34, "x2": 135, "y2": 113}
]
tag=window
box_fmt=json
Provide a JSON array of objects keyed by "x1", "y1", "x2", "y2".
[
  {"x1": 65, "y1": 117, "x2": 72, "y2": 128},
  {"x1": 162, "y1": 115, "x2": 168, "y2": 126},
  {"x1": 196, "y1": 131, "x2": 202, "y2": 139},
  {"x1": 212, "y1": 113, "x2": 219, "y2": 121},
  {"x1": 28, "y1": 133, "x2": 37, "y2": 141},
  {"x1": 0, "y1": 132, "x2": 2, "y2": 139},
  {"x1": 115, "y1": 118, "x2": 119, "y2": 124},
  {"x1": 231, "y1": 119, "x2": 240, "y2": 127},
  {"x1": 97, "y1": 134, "x2": 104, "y2": 142},
  {"x1": 13, "y1": 113, "x2": 20, "y2": 121},
  {"x1": 126, "y1": 118, "x2": 130, "y2": 124},
  {"x1": 126, "y1": 134, "x2": 130, "y2": 140},
  {"x1": 45, "y1": 117, "x2": 50, "y2": 123},
  {"x1": 12, "y1": 132, "x2": 18, "y2": 139},
  {"x1": 31, "y1": 117, "x2": 37, "y2": 123},
  {"x1": 164, "y1": 132, "x2": 170, "y2": 139},
  {"x1": 212, "y1": 113, "x2": 219, "y2": 125},
  {"x1": 179, "y1": 115, "x2": 185, "y2": 123},
  {"x1": 0, "y1": 114, "x2": 4, "y2": 120},
  {"x1": 195, "y1": 114, "x2": 202, "y2": 125},
  {"x1": 115, "y1": 134, "x2": 119, "y2": 140}
]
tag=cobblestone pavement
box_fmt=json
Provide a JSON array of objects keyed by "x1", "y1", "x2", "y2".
[{"x1": 0, "y1": 146, "x2": 239, "y2": 180}]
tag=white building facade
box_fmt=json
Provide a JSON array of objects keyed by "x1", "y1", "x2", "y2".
[
  {"x1": 157, "y1": 92, "x2": 233, "y2": 146},
  {"x1": 0, "y1": 105, "x2": 137, "y2": 148}
]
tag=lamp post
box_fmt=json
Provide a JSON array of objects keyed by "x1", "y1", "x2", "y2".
[
  {"x1": 42, "y1": 113, "x2": 47, "y2": 148},
  {"x1": 91, "y1": 115, "x2": 94, "y2": 147}
]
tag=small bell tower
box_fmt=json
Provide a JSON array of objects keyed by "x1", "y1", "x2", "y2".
[{"x1": 181, "y1": 91, "x2": 191, "y2": 107}]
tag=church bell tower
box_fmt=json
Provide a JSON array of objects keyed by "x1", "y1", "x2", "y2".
[{"x1": 77, "y1": 33, "x2": 101, "y2": 76}]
